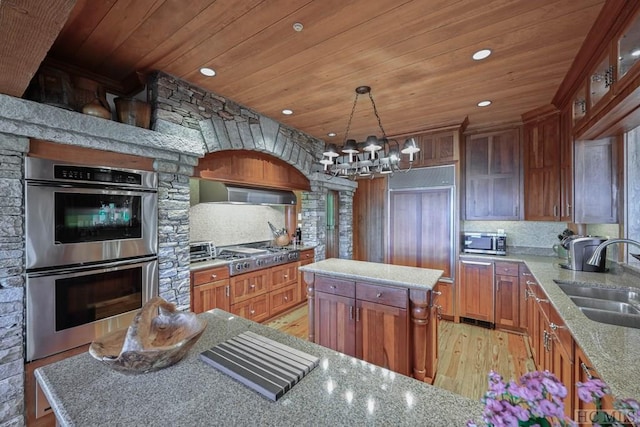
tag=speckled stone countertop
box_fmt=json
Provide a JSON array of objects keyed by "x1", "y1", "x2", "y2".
[
  {"x1": 298, "y1": 258, "x2": 444, "y2": 291},
  {"x1": 461, "y1": 253, "x2": 640, "y2": 400},
  {"x1": 35, "y1": 309, "x2": 483, "y2": 426}
]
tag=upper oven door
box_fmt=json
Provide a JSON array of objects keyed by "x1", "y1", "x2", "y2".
[{"x1": 26, "y1": 183, "x2": 158, "y2": 270}]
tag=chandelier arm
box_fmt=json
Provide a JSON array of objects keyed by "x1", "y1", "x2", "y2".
[
  {"x1": 368, "y1": 91, "x2": 387, "y2": 138},
  {"x1": 342, "y1": 93, "x2": 360, "y2": 144}
]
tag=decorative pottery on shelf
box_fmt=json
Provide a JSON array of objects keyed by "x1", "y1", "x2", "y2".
[
  {"x1": 114, "y1": 97, "x2": 151, "y2": 129},
  {"x1": 81, "y1": 97, "x2": 111, "y2": 119},
  {"x1": 89, "y1": 297, "x2": 206, "y2": 374}
]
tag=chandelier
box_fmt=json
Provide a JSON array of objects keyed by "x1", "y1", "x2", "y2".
[{"x1": 320, "y1": 86, "x2": 420, "y2": 178}]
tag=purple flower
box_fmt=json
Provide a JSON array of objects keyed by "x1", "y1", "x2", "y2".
[
  {"x1": 542, "y1": 376, "x2": 568, "y2": 399},
  {"x1": 576, "y1": 378, "x2": 610, "y2": 403}
]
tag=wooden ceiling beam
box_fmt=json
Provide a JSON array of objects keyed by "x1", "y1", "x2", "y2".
[{"x1": 0, "y1": 0, "x2": 76, "y2": 97}]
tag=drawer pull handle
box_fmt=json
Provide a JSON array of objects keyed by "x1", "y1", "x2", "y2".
[
  {"x1": 376, "y1": 292, "x2": 382, "y2": 298},
  {"x1": 581, "y1": 362, "x2": 595, "y2": 379},
  {"x1": 432, "y1": 290, "x2": 442, "y2": 296},
  {"x1": 330, "y1": 285, "x2": 336, "y2": 290},
  {"x1": 225, "y1": 285, "x2": 230, "y2": 297},
  {"x1": 349, "y1": 305, "x2": 354, "y2": 320},
  {"x1": 549, "y1": 322, "x2": 564, "y2": 331},
  {"x1": 535, "y1": 297, "x2": 549, "y2": 303},
  {"x1": 526, "y1": 280, "x2": 537, "y2": 285}
]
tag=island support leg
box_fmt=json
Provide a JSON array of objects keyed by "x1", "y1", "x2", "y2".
[
  {"x1": 304, "y1": 271, "x2": 315, "y2": 343},
  {"x1": 409, "y1": 289, "x2": 436, "y2": 383}
]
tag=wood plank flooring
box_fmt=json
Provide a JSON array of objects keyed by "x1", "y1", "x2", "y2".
[{"x1": 265, "y1": 304, "x2": 536, "y2": 401}]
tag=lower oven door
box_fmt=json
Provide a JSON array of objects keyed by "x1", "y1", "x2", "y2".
[{"x1": 25, "y1": 256, "x2": 158, "y2": 362}]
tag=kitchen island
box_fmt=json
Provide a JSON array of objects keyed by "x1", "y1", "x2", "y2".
[
  {"x1": 299, "y1": 259, "x2": 443, "y2": 383},
  {"x1": 35, "y1": 309, "x2": 483, "y2": 426}
]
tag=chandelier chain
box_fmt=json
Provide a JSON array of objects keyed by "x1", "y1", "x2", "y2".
[
  {"x1": 342, "y1": 93, "x2": 360, "y2": 144},
  {"x1": 368, "y1": 91, "x2": 387, "y2": 138}
]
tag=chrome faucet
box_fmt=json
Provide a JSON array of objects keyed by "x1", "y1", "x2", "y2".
[{"x1": 587, "y1": 238, "x2": 640, "y2": 265}]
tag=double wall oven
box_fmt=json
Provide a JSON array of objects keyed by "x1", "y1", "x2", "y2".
[{"x1": 25, "y1": 157, "x2": 158, "y2": 361}]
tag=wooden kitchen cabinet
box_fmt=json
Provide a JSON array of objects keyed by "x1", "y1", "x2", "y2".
[
  {"x1": 458, "y1": 259, "x2": 494, "y2": 323},
  {"x1": 298, "y1": 248, "x2": 314, "y2": 302},
  {"x1": 494, "y1": 261, "x2": 520, "y2": 330},
  {"x1": 433, "y1": 280, "x2": 453, "y2": 320},
  {"x1": 398, "y1": 129, "x2": 459, "y2": 170},
  {"x1": 523, "y1": 110, "x2": 562, "y2": 221},
  {"x1": 356, "y1": 282, "x2": 410, "y2": 376},
  {"x1": 230, "y1": 293, "x2": 270, "y2": 323},
  {"x1": 191, "y1": 265, "x2": 230, "y2": 314},
  {"x1": 270, "y1": 263, "x2": 298, "y2": 291},
  {"x1": 574, "y1": 137, "x2": 618, "y2": 224},
  {"x1": 464, "y1": 128, "x2": 521, "y2": 220},
  {"x1": 519, "y1": 265, "x2": 534, "y2": 332},
  {"x1": 312, "y1": 275, "x2": 411, "y2": 377},
  {"x1": 269, "y1": 283, "x2": 299, "y2": 317},
  {"x1": 230, "y1": 269, "x2": 269, "y2": 304},
  {"x1": 313, "y1": 276, "x2": 356, "y2": 356},
  {"x1": 548, "y1": 305, "x2": 574, "y2": 419}
]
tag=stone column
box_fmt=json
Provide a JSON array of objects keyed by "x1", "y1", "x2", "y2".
[
  {"x1": 339, "y1": 189, "x2": 355, "y2": 259},
  {"x1": 155, "y1": 158, "x2": 196, "y2": 311},
  {"x1": 0, "y1": 133, "x2": 28, "y2": 426}
]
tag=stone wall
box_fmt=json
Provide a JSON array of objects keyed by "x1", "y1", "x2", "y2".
[
  {"x1": 155, "y1": 161, "x2": 193, "y2": 311},
  {"x1": 0, "y1": 133, "x2": 28, "y2": 426}
]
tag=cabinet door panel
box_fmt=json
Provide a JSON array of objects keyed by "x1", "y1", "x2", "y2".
[
  {"x1": 357, "y1": 300, "x2": 409, "y2": 376},
  {"x1": 458, "y1": 261, "x2": 494, "y2": 322},
  {"x1": 465, "y1": 129, "x2": 520, "y2": 220},
  {"x1": 230, "y1": 270, "x2": 269, "y2": 304},
  {"x1": 314, "y1": 292, "x2": 356, "y2": 356},
  {"x1": 574, "y1": 137, "x2": 617, "y2": 224},
  {"x1": 495, "y1": 275, "x2": 519, "y2": 329},
  {"x1": 192, "y1": 280, "x2": 230, "y2": 314}
]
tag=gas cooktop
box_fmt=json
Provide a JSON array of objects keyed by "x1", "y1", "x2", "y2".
[{"x1": 189, "y1": 242, "x2": 299, "y2": 275}]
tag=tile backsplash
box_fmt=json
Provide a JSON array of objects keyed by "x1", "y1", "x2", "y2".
[
  {"x1": 462, "y1": 221, "x2": 619, "y2": 255},
  {"x1": 190, "y1": 203, "x2": 287, "y2": 247}
]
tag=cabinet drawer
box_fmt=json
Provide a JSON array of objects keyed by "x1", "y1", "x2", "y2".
[
  {"x1": 271, "y1": 263, "x2": 298, "y2": 290},
  {"x1": 299, "y1": 249, "x2": 314, "y2": 261},
  {"x1": 356, "y1": 282, "x2": 407, "y2": 309},
  {"x1": 230, "y1": 294, "x2": 270, "y2": 323},
  {"x1": 192, "y1": 266, "x2": 230, "y2": 286},
  {"x1": 315, "y1": 275, "x2": 355, "y2": 298},
  {"x1": 270, "y1": 283, "x2": 299, "y2": 317},
  {"x1": 230, "y1": 270, "x2": 270, "y2": 304},
  {"x1": 494, "y1": 262, "x2": 519, "y2": 277}
]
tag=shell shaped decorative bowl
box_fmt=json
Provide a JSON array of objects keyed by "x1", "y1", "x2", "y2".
[{"x1": 89, "y1": 297, "x2": 206, "y2": 374}]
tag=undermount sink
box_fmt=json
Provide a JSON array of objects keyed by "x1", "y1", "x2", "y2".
[{"x1": 555, "y1": 282, "x2": 640, "y2": 329}]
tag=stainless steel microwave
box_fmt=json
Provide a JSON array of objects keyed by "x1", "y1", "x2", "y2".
[{"x1": 462, "y1": 232, "x2": 507, "y2": 255}]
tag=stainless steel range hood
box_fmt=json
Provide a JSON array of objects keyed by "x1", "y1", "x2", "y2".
[{"x1": 191, "y1": 179, "x2": 296, "y2": 205}]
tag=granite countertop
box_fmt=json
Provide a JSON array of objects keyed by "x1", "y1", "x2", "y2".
[
  {"x1": 35, "y1": 309, "x2": 483, "y2": 427},
  {"x1": 298, "y1": 258, "x2": 444, "y2": 291},
  {"x1": 460, "y1": 253, "x2": 640, "y2": 400}
]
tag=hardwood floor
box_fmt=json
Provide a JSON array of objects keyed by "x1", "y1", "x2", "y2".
[{"x1": 265, "y1": 304, "x2": 535, "y2": 401}]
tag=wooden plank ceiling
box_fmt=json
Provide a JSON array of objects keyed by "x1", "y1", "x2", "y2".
[{"x1": 1, "y1": 0, "x2": 607, "y2": 141}]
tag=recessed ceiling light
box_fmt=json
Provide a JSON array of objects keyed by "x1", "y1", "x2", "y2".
[
  {"x1": 472, "y1": 49, "x2": 492, "y2": 61},
  {"x1": 282, "y1": 109, "x2": 294, "y2": 115},
  {"x1": 293, "y1": 22, "x2": 304, "y2": 32},
  {"x1": 200, "y1": 67, "x2": 216, "y2": 77},
  {"x1": 477, "y1": 100, "x2": 492, "y2": 107},
  {"x1": 327, "y1": 132, "x2": 337, "y2": 137}
]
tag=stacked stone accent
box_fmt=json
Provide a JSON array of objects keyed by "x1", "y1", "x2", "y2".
[
  {"x1": 155, "y1": 160, "x2": 195, "y2": 311},
  {"x1": 148, "y1": 72, "x2": 323, "y2": 176},
  {"x1": 339, "y1": 189, "x2": 355, "y2": 259},
  {"x1": 0, "y1": 133, "x2": 28, "y2": 426}
]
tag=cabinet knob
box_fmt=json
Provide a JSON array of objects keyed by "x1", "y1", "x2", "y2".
[
  {"x1": 330, "y1": 285, "x2": 336, "y2": 289},
  {"x1": 284, "y1": 274, "x2": 288, "y2": 279},
  {"x1": 250, "y1": 284, "x2": 256, "y2": 289},
  {"x1": 250, "y1": 309, "x2": 255, "y2": 315},
  {"x1": 284, "y1": 296, "x2": 288, "y2": 301},
  {"x1": 376, "y1": 292, "x2": 382, "y2": 298},
  {"x1": 211, "y1": 274, "x2": 217, "y2": 279}
]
